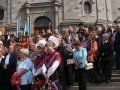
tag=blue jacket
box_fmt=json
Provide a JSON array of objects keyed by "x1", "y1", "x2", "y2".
[{"x1": 73, "y1": 47, "x2": 87, "y2": 69}]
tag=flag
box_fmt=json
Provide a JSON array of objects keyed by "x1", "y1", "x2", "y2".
[
  {"x1": 16, "y1": 18, "x2": 20, "y2": 37},
  {"x1": 24, "y1": 19, "x2": 29, "y2": 36}
]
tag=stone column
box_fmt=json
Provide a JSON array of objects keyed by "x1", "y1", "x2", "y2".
[
  {"x1": 54, "y1": 6, "x2": 59, "y2": 30},
  {"x1": 105, "y1": 0, "x2": 112, "y2": 22},
  {"x1": 26, "y1": 8, "x2": 30, "y2": 35},
  {"x1": 96, "y1": 0, "x2": 108, "y2": 24}
]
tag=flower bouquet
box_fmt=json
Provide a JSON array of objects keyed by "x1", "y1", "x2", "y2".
[
  {"x1": 40, "y1": 80, "x2": 58, "y2": 90},
  {"x1": 33, "y1": 79, "x2": 44, "y2": 89}
]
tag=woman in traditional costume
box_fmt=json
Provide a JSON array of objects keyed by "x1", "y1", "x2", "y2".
[
  {"x1": 42, "y1": 40, "x2": 62, "y2": 90},
  {"x1": 32, "y1": 43, "x2": 46, "y2": 90}
]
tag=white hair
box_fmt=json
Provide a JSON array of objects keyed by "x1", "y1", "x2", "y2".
[
  {"x1": 102, "y1": 33, "x2": 110, "y2": 40},
  {"x1": 20, "y1": 48, "x2": 29, "y2": 56}
]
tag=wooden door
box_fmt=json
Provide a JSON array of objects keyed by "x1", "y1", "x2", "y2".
[{"x1": 0, "y1": 26, "x2": 5, "y2": 35}]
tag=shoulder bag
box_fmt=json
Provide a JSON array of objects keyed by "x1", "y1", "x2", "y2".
[{"x1": 82, "y1": 48, "x2": 93, "y2": 70}]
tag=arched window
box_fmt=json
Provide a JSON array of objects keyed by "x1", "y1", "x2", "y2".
[
  {"x1": 0, "y1": 8, "x2": 4, "y2": 21},
  {"x1": 84, "y1": 1, "x2": 92, "y2": 14},
  {"x1": 34, "y1": 16, "x2": 51, "y2": 27}
]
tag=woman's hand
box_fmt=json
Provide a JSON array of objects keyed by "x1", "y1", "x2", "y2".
[
  {"x1": 43, "y1": 73, "x2": 49, "y2": 79},
  {"x1": 75, "y1": 62, "x2": 80, "y2": 68},
  {"x1": 102, "y1": 53, "x2": 104, "y2": 56},
  {"x1": 16, "y1": 74, "x2": 20, "y2": 80},
  {"x1": 3, "y1": 65, "x2": 7, "y2": 70},
  {"x1": 43, "y1": 73, "x2": 49, "y2": 84},
  {"x1": 16, "y1": 69, "x2": 27, "y2": 79},
  {"x1": 32, "y1": 75, "x2": 35, "y2": 81},
  {"x1": 45, "y1": 78, "x2": 49, "y2": 84}
]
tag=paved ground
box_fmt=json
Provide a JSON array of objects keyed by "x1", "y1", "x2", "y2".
[
  {"x1": 64, "y1": 82, "x2": 120, "y2": 90},
  {"x1": 68, "y1": 86, "x2": 120, "y2": 90}
]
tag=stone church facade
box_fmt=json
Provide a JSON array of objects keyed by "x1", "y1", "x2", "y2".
[{"x1": 0, "y1": 0, "x2": 120, "y2": 35}]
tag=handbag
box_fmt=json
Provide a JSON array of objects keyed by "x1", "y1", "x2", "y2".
[
  {"x1": 81, "y1": 48, "x2": 93, "y2": 70},
  {"x1": 67, "y1": 59, "x2": 74, "y2": 65},
  {"x1": 66, "y1": 50, "x2": 74, "y2": 65},
  {"x1": 85, "y1": 62, "x2": 93, "y2": 70}
]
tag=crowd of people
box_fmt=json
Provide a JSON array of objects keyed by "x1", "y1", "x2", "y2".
[{"x1": 0, "y1": 23, "x2": 120, "y2": 90}]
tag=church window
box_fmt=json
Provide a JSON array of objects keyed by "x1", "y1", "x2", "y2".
[{"x1": 84, "y1": 1, "x2": 92, "y2": 14}]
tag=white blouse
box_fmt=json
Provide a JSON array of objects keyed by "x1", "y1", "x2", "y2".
[
  {"x1": 32, "y1": 65, "x2": 42, "y2": 76},
  {"x1": 42, "y1": 60, "x2": 60, "y2": 77}
]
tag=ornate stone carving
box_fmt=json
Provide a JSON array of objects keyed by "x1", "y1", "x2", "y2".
[{"x1": 114, "y1": 17, "x2": 120, "y2": 23}]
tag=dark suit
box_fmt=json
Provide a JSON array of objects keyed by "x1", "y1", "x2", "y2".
[
  {"x1": 0, "y1": 58, "x2": 6, "y2": 90},
  {"x1": 114, "y1": 31, "x2": 120, "y2": 69},
  {"x1": 101, "y1": 28, "x2": 112, "y2": 36},
  {"x1": 3, "y1": 52, "x2": 17, "y2": 90},
  {"x1": 99, "y1": 40, "x2": 114, "y2": 81},
  {"x1": 76, "y1": 29, "x2": 84, "y2": 42},
  {"x1": 56, "y1": 45, "x2": 68, "y2": 90},
  {"x1": 2, "y1": 40, "x2": 8, "y2": 46}
]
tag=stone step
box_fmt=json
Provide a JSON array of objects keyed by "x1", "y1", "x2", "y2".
[
  {"x1": 73, "y1": 77, "x2": 120, "y2": 83},
  {"x1": 111, "y1": 77, "x2": 120, "y2": 82},
  {"x1": 74, "y1": 82, "x2": 120, "y2": 86},
  {"x1": 112, "y1": 70, "x2": 120, "y2": 74},
  {"x1": 68, "y1": 86, "x2": 120, "y2": 90},
  {"x1": 87, "y1": 82, "x2": 120, "y2": 86},
  {"x1": 112, "y1": 74, "x2": 120, "y2": 77}
]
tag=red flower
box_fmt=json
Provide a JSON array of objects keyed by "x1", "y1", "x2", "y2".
[
  {"x1": 37, "y1": 80, "x2": 44, "y2": 87},
  {"x1": 33, "y1": 82, "x2": 38, "y2": 88},
  {"x1": 33, "y1": 80, "x2": 44, "y2": 88}
]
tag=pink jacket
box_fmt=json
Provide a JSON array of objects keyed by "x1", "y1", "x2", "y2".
[{"x1": 11, "y1": 72, "x2": 21, "y2": 90}]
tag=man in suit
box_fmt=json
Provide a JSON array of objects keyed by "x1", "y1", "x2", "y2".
[
  {"x1": 3, "y1": 45, "x2": 17, "y2": 90},
  {"x1": 99, "y1": 33, "x2": 114, "y2": 83},
  {"x1": 115, "y1": 24, "x2": 120, "y2": 70},
  {"x1": 101, "y1": 24, "x2": 112, "y2": 36},
  {"x1": 76, "y1": 23, "x2": 84, "y2": 42}
]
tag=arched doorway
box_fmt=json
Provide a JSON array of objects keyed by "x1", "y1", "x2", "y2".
[{"x1": 34, "y1": 16, "x2": 52, "y2": 34}]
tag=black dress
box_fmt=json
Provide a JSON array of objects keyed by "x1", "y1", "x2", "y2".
[{"x1": 0, "y1": 58, "x2": 6, "y2": 90}]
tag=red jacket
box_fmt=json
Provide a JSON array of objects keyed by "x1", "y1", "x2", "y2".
[
  {"x1": 11, "y1": 72, "x2": 21, "y2": 90},
  {"x1": 86, "y1": 41, "x2": 98, "y2": 62}
]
